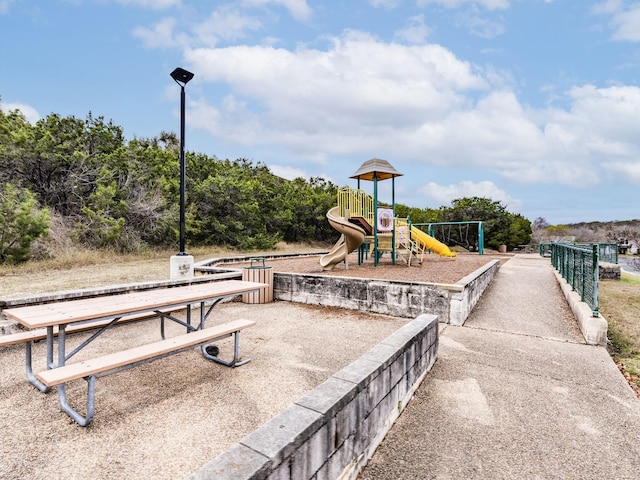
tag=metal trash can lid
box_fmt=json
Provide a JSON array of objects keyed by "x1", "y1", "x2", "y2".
[{"x1": 245, "y1": 257, "x2": 271, "y2": 269}]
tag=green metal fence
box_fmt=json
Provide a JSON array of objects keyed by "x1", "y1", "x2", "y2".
[
  {"x1": 551, "y1": 242, "x2": 599, "y2": 317},
  {"x1": 539, "y1": 243, "x2": 552, "y2": 257},
  {"x1": 589, "y1": 242, "x2": 618, "y2": 264},
  {"x1": 540, "y1": 242, "x2": 617, "y2": 263}
]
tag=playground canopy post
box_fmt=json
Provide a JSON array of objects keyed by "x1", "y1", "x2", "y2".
[{"x1": 350, "y1": 158, "x2": 403, "y2": 266}]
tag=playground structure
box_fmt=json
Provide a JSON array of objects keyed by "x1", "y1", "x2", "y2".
[{"x1": 320, "y1": 159, "x2": 457, "y2": 270}]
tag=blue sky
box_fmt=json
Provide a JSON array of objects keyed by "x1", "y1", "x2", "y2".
[{"x1": 1, "y1": 0, "x2": 639, "y2": 225}]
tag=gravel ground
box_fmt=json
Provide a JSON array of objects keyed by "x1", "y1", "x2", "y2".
[
  {"x1": 0, "y1": 302, "x2": 408, "y2": 480},
  {"x1": 0, "y1": 252, "x2": 504, "y2": 480},
  {"x1": 227, "y1": 251, "x2": 508, "y2": 284}
]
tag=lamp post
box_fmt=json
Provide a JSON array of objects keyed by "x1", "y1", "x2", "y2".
[
  {"x1": 169, "y1": 67, "x2": 195, "y2": 278},
  {"x1": 170, "y1": 67, "x2": 194, "y2": 255}
]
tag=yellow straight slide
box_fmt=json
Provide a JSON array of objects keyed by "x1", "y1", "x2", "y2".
[{"x1": 410, "y1": 226, "x2": 456, "y2": 257}]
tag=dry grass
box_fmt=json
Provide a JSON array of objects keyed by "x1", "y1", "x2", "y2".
[
  {"x1": 0, "y1": 242, "x2": 326, "y2": 297},
  {"x1": 600, "y1": 272, "x2": 640, "y2": 392}
]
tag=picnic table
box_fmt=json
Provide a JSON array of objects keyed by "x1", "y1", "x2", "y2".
[{"x1": 2, "y1": 279, "x2": 266, "y2": 426}]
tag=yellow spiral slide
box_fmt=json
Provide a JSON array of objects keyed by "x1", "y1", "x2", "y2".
[{"x1": 320, "y1": 207, "x2": 366, "y2": 270}]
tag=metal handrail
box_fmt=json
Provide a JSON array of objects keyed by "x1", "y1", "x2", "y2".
[{"x1": 550, "y1": 242, "x2": 599, "y2": 317}]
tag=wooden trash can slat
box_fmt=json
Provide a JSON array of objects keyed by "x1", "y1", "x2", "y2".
[{"x1": 242, "y1": 258, "x2": 274, "y2": 304}]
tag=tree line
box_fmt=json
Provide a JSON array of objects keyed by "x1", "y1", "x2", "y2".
[
  {"x1": 0, "y1": 105, "x2": 531, "y2": 264},
  {"x1": 531, "y1": 217, "x2": 640, "y2": 248}
]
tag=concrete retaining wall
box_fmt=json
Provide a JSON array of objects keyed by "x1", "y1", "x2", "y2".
[
  {"x1": 449, "y1": 260, "x2": 500, "y2": 326},
  {"x1": 273, "y1": 259, "x2": 500, "y2": 326},
  {"x1": 274, "y1": 273, "x2": 449, "y2": 319},
  {"x1": 553, "y1": 270, "x2": 608, "y2": 346},
  {"x1": 2, "y1": 254, "x2": 499, "y2": 333},
  {"x1": 599, "y1": 262, "x2": 621, "y2": 280},
  {"x1": 188, "y1": 313, "x2": 439, "y2": 480}
]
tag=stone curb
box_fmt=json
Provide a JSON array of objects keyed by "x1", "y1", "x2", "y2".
[{"x1": 553, "y1": 269, "x2": 608, "y2": 346}]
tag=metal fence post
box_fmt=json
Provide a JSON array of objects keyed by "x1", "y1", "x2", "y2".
[{"x1": 592, "y1": 244, "x2": 599, "y2": 317}]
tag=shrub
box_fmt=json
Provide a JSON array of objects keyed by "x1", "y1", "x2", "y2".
[{"x1": 0, "y1": 184, "x2": 51, "y2": 264}]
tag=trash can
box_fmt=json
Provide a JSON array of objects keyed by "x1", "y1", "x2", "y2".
[{"x1": 242, "y1": 257, "x2": 273, "y2": 304}]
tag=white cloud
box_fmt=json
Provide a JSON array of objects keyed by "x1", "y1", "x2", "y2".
[
  {"x1": 369, "y1": 0, "x2": 400, "y2": 9},
  {"x1": 395, "y1": 15, "x2": 431, "y2": 44},
  {"x1": 269, "y1": 164, "x2": 307, "y2": 180},
  {"x1": 192, "y1": 6, "x2": 262, "y2": 46},
  {"x1": 0, "y1": 102, "x2": 41, "y2": 123},
  {"x1": 417, "y1": 0, "x2": 509, "y2": 10},
  {"x1": 115, "y1": 0, "x2": 181, "y2": 9},
  {"x1": 538, "y1": 85, "x2": 640, "y2": 177},
  {"x1": 591, "y1": 0, "x2": 623, "y2": 16},
  {"x1": 419, "y1": 180, "x2": 521, "y2": 210},
  {"x1": 134, "y1": 7, "x2": 263, "y2": 49},
  {"x1": 242, "y1": 0, "x2": 312, "y2": 21},
  {"x1": 610, "y1": 5, "x2": 640, "y2": 42},
  {"x1": 455, "y1": 10, "x2": 506, "y2": 38},
  {"x1": 133, "y1": 17, "x2": 183, "y2": 48},
  {"x1": 178, "y1": 29, "x2": 640, "y2": 189},
  {"x1": 418, "y1": 84, "x2": 640, "y2": 186},
  {"x1": 187, "y1": 30, "x2": 487, "y2": 131},
  {"x1": 592, "y1": 0, "x2": 640, "y2": 42},
  {"x1": 185, "y1": 32, "x2": 490, "y2": 169},
  {"x1": 602, "y1": 161, "x2": 640, "y2": 183}
]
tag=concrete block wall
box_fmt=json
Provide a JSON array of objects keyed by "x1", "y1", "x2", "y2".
[
  {"x1": 449, "y1": 260, "x2": 500, "y2": 326},
  {"x1": 274, "y1": 274, "x2": 450, "y2": 319},
  {"x1": 599, "y1": 262, "x2": 621, "y2": 280},
  {"x1": 274, "y1": 259, "x2": 500, "y2": 326},
  {"x1": 188, "y1": 313, "x2": 439, "y2": 480}
]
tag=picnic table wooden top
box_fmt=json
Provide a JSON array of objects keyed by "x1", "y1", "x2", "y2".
[{"x1": 2, "y1": 280, "x2": 267, "y2": 329}]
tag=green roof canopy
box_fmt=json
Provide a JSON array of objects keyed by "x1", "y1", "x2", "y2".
[{"x1": 349, "y1": 158, "x2": 403, "y2": 182}]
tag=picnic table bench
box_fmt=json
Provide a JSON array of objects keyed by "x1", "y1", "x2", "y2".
[{"x1": 1, "y1": 280, "x2": 266, "y2": 426}]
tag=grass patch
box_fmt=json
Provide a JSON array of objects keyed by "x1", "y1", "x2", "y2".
[{"x1": 600, "y1": 272, "x2": 640, "y2": 389}]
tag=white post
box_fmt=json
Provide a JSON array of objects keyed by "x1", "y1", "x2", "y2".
[{"x1": 170, "y1": 254, "x2": 194, "y2": 279}]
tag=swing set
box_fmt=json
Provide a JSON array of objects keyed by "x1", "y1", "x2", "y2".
[{"x1": 415, "y1": 221, "x2": 485, "y2": 254}]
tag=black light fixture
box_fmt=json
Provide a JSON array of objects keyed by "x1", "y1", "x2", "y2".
[
  {"x1": 170, "y1": 67, "x2": 194, "y2": 256},
  {"x1": 171, "y1": 67, "x2": 194, "y2": 85}
]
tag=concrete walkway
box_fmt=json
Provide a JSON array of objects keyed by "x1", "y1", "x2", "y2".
[{"x1": 360, "y1": 254, "x2": 640, "y2": 479}]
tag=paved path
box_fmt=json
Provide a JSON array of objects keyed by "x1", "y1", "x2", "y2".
[{"x1": 361, "y1": 254, "x2": 640, "y2": 479}]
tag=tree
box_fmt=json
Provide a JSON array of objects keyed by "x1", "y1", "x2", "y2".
[
  {"x1": 3, "y1": 112, "x2": 126, "y2": 217},
  {"x1": 0, "y1": 184, "x2": 51, "y2": 264},
  {"x1": 506, "y1": 213, "x2": 533, "y2": 250},
  {"x1": 74, "y1": 179, "x2": 127, "y2": 250},
  {"x1": 189, "y1": 160, "x2": 282, "y2": 249},
  {"x1": 0, "y1": 106, "x2": 33, "y2": 188},
  {"x1": 531, "y1": 217, "x2": 550, "y2": 244}
]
